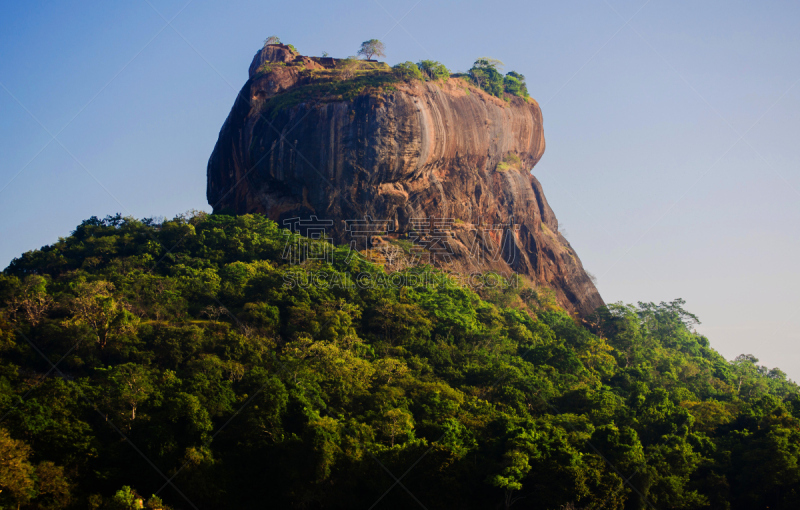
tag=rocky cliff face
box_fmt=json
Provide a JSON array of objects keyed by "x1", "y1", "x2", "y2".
[{"x1": 207, "y1": 45, "x2": 604, "y2": 316}]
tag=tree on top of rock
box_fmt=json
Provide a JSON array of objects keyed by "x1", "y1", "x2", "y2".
[
  {"x1": 357, "y1": 39, "x2": 386, "y2": 60},
  {"x1": 469, "y1": 58, "x2": 504, "y2": 95},
  {"x1": 264, "y1": 35, "x2": 281, "y2": 46}
]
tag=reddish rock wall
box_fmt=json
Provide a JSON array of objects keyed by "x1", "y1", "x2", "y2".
[{"x1": 207, "y1": 46, "x2": 604, "y2": 316}]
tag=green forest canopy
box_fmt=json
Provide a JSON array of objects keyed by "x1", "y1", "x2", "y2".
[{"x1": 1, "y1": 212, "x2": 799, "y2": 509}]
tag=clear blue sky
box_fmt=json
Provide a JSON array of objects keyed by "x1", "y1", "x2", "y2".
[{"x1": 2, "y1": 0, "x2": 799, "y2": 377}]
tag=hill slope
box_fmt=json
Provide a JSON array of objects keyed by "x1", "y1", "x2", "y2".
[{"x1": 1, "y1": 213, "x2": 799, "y2": 509}]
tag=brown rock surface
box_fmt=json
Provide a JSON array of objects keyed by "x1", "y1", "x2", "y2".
[{"x1": 207, "y1": 46, "x2": 604, "y2": 316}]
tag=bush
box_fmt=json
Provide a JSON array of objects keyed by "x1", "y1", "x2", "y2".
[
  {"x1": 469, "y1": 58, "x2": 504, "y2": 97},
  {"x1": 497, "y1": 152, "x2": 522, "y2": 172},
  {"x1": 504, "y1": 71, "x2": 528, "y2": 98},
  {"x1": 392, "y1": 61, "x2": 423, "y2": 81},
  {"x1": 109, "y1": 486, "x2": 140, "y2": 510},
  {"x1": 468, "y1": 59, "x2": 530, "y2": 99},
  {"x1": 337, "y1": 56, "x2": 359, "y2": 81},
  {"x1": 417, "y1": 60, "x2": 450, "y2": 81}
]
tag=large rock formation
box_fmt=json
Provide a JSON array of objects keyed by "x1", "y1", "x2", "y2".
[{"x1": 207, "y1": 45, "x2": 604, "y2": 316}]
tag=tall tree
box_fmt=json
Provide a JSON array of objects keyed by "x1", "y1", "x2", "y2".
[
  {"x1": 357, "y1": 39, "x2": 385, "y2": 60},
  {"x1": 0, "y1": 429, "x2": 35, "y2": 508},
  {"x1": 65, "y1": 280, "x2": 136, "y2": 349},
  {"x1": 8, "y1": 275, "x2": 53, "y2": 326},
  {"x1": 469, "y1": 58, "x2": 505, "y2": 97}
]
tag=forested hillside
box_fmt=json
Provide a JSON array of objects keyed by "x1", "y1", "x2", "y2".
[{"x1": 1, "y1": 213, "x2": 798, "y2": 509}]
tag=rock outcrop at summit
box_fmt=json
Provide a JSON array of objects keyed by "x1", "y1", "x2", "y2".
[{"x1": 207, "y1": 44, "x2": 604, "y2": 316}]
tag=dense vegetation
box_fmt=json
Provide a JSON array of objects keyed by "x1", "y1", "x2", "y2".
[
  {"x1": 467, "y1": 58, "x2": 529, "y2": 99},
  {"x1": 391, "y1": 57, "x2": 529, "y2": 100},
  {"x1": 1, "y1": 213, "x2": 799, "y2": 509}
]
